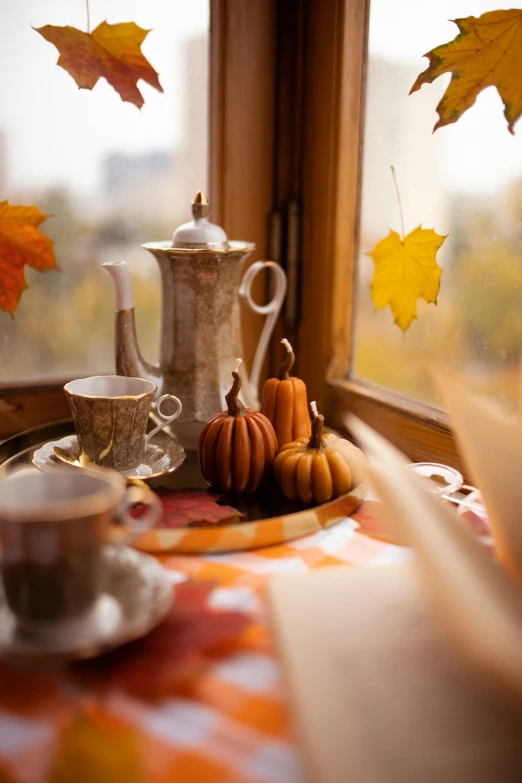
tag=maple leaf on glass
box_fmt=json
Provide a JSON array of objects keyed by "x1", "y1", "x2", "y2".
[
  {"x1": 368, "y1": 226, "x2": 446, "y2": 332},
  {"x1": 410, "y1": 10, "x2": 522, "y2": 134},
  {"x1": 76, "y1": 581, "x2": 250, "y2": 700},
  {"x1": 0, "y1": 201, "x2": 56, "y2": 316},
  {"x1": 35, "y1": 21, "x2": 163, "y2": 109}
]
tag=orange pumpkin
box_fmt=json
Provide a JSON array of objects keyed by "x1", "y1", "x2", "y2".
[
  {"x1": 274, "y1": 402, "x2": 366, "y2": 505},
  {"x1": 198, "y1": 359, "x2": 278, "y2": 493},
  {"x1": 260, "y1": 339, "x2": 311, "y2": 449}
]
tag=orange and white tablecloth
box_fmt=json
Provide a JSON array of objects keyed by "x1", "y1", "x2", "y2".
[{"x1": 0, "y1": 507, "x2": 409, "y2": 783}]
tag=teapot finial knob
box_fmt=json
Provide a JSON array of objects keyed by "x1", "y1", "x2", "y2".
[
  {"x1": 192, "y1": 191, "x2": 210, "y2": 220},
  {"x1": 171, "y1": 191, "x2": 227, "y2": 246}
]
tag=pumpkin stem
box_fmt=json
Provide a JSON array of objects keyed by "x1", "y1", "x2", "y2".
[
  {"x1": 225, "y1": 358, "x2": 247, "y2": 416},
  {"x1": 278, "y1": 338, "x2": 295, "y2": 380},
  {"x1": 308, "y1": 400, "x2": 325, "y2": 449}
]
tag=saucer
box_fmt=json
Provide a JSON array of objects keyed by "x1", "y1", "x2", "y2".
[
  {"x1": 0, "y1": 546, "x2": 173, "y2": 662},
  {"x1": 33, "y1": 432, "x2": 186, "y2": 480}
]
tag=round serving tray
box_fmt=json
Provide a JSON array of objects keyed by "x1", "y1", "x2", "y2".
[{"x1": 0, "y1": 420, "x2": 366, "y2": 554}]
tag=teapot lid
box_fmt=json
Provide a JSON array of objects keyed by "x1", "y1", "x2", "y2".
[{"x1": 171, "y1": 191, "x2": 228, "y2": 248}]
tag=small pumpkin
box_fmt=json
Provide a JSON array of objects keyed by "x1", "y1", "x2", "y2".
[
  {"x1": 198, "y1": 359, "x2": 278, "y2": 493},
  {"x1": 274, "y1": 401, "x2": 366, "y2": 505},
  {"x1": 260, "y1": 338, "x2": 311, "y2": 449}
]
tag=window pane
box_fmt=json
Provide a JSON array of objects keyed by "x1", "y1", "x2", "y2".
[
  {"x1": 353, "y1": 0, "x2": 522, "y2": 409},
  {"x1": 0, "y1": 0, "x2": 209, "y2": 381}
]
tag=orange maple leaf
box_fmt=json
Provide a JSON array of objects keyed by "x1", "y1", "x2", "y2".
[
  {"x1": 35, "y1": 21, "x2": 163, "y2": 109},
  {"x1": 410, "y1": 10, "x2": 522, "y2": 134},
  {"x1": 0, "y1": 201, "x2": 57, "y2": 316}
]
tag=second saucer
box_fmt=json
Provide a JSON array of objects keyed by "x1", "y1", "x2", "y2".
[{"x1": 33, "y1": 431, "x2": 185, "y2": 480}]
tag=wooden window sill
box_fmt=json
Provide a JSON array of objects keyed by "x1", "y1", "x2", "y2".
[
  {"x1": 0, "y1": 377, "x2": 75, "y2": 440},
  {"x1": 327, "y1": 377, "x2": 467, "y2": 480}
]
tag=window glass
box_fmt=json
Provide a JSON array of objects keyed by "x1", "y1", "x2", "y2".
[
  {"x1": 0, "y1": 0, "x2": 209, "y2": 380},
  {"x1": 353, "y1": 0, "x2": 522, "y2": 409}
]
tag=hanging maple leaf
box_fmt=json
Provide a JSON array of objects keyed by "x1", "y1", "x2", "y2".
[
  {"x1": 157, "y1": 489, "x2": 244, "y2": 528},
  {"x1": 0, "y1": 201, "x2": 56, "y2": 316},
  {"x1": 35, "y1": 21, "x2": 162, "y2": 109},
  {"x1": 76, "y1": 582, "x2": 249, "y2": 700},
  {"x1": 410, "y1": 10, "x2": 522, "y2": 134},
  {"x1": 368, "y1": 226, "x2": 446, "y2": 331},
  {"x1": 368, "y1": 168, "x2": 447, "y2": 331}
]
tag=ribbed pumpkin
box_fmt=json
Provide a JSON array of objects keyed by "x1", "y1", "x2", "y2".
[
  {"x1": 260, "y1": 339, "x2": 311, "y2": 449},
  {"x1": 198, "y1": 359, "x2": 278, "y2": 493},
  {"x1": 274, "y1": 402, "x2": 366, "y2": 505}
]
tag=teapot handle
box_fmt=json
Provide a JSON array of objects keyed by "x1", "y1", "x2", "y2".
[{"x1": 238, "y1": 261, "x2": 287, "y2": 397}]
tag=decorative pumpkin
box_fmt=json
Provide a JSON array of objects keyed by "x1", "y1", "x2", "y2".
[
  {"x1": 260, "y1": 338, "x2": 311, "y2": 449},
  {"x1": 198, "y1": 359, "x2": 278, "y2": 493},
  {"x1": 274, "y1": 401, "x2": 366, "y2": 505}
]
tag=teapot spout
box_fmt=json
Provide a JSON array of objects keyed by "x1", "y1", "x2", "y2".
[
  {"x1": 103, "y1": 261, "x2": 159, "y2": 385},
  {"x1": 103, "y1": 260, "x2": 135, "y2": 311}
]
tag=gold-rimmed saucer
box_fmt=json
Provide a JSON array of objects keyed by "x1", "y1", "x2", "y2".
[
  {"x1": 0, "y1": 546, "x2": 173, "y2": 663},
  {"x1": 32, "y1": 432, "x2": 185, "y2": 480}
]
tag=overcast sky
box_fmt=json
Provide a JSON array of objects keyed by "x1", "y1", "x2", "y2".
[
  {"x1": 0, "y1": 0, "x2": 521, "y2": 196},
  {"x1": 0, "y1": 0, "x2": 209, "y2": 195}
]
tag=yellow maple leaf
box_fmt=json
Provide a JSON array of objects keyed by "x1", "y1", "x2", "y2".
[
  {"x1": 410, "y1": 9, "x2": 522, "y2": 134},
  {"x1": 35, "y1": 21, "x2": 162, "y2": 109},
  {"x1": 368, "y1": 226, "x2": 446, "y2": 332}
]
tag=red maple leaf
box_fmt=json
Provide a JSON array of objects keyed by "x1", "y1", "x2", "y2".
[
  {"x1": 36, "y1": 21, "x2": 162, "y2": 109},
  {"x1": 76, "y1": 582, "x2": 249, "y2": 700},
  {"x1": 156, "y1": 489, "x2": 244, "y2": 528}
]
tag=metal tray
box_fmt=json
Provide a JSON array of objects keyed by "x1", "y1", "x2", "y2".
[{"x1": 0, "y1": 420, "x2": 366, "y2": 554}]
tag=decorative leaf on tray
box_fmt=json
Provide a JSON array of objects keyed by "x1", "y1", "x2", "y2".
[
  {"x1": 49, "y1": 704, "x2": 143, "y2": 783},
  {"x1": 76, "y1": 581, "x2": 250, "y2": 700},
  {"x1": 410, "y1": 10, "x2": 522, "y2": 135},
  {"x1": 156, "y1": 489, "x2": 244, "y2": 528},
  {"x1": 0, "y1": 202, "x2": 56, "y2": 315},
  {"x1": 35, "y1": 21, "x2": 163, "y2": 109}
]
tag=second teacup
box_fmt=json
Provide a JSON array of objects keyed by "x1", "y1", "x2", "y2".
[
  {"x1": 0, "y1": 467, "x2": 161, "y2": 628},
  {"x1": 64, "y1": 376, "x2": 182, "y2": 471}
]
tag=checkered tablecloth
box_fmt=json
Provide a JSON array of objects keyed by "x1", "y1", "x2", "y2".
[{"x1": 0, "y1": 507, "x2": 409, "y2": 783}]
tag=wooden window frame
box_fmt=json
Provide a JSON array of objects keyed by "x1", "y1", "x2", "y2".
[{"x1": 0, "y1": 0, "x2": 465, "y2": 480}]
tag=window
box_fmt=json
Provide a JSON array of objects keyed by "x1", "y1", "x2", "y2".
[
  {"x1": 354, "y1": 0, "x2": 522, "y2": 411},
  {"x1": 296, "y1": 0, "x2": 466, "y2": 469},
  {"x1": 3, "y1": 0, "x2": 507, "y2": 471},
  {"x1": 0, "y1": 0, "x2": 209, "y2": 380},
  {"x1": 0, "y1": 1, "x2": 278, "y2": 438}
]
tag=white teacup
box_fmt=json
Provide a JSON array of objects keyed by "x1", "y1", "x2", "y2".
[{"x1": 64, "y1": 376, "x2": 182, "y2": 471}]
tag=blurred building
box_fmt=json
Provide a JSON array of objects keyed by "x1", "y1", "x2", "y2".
[
  {"x1": 177, "y1": 35, "x2": 209, "y2": 201},
  {"x1": 97, "y1": 34, "x2": 209, "y2": 236},
  {"x1": 100, "y1": 150, "x2": 177, "y2": 225}
]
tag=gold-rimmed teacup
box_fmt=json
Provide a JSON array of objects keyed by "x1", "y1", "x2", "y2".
[{"x1": 64, "y1": 376, "x2": 182, "y2": 472}]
